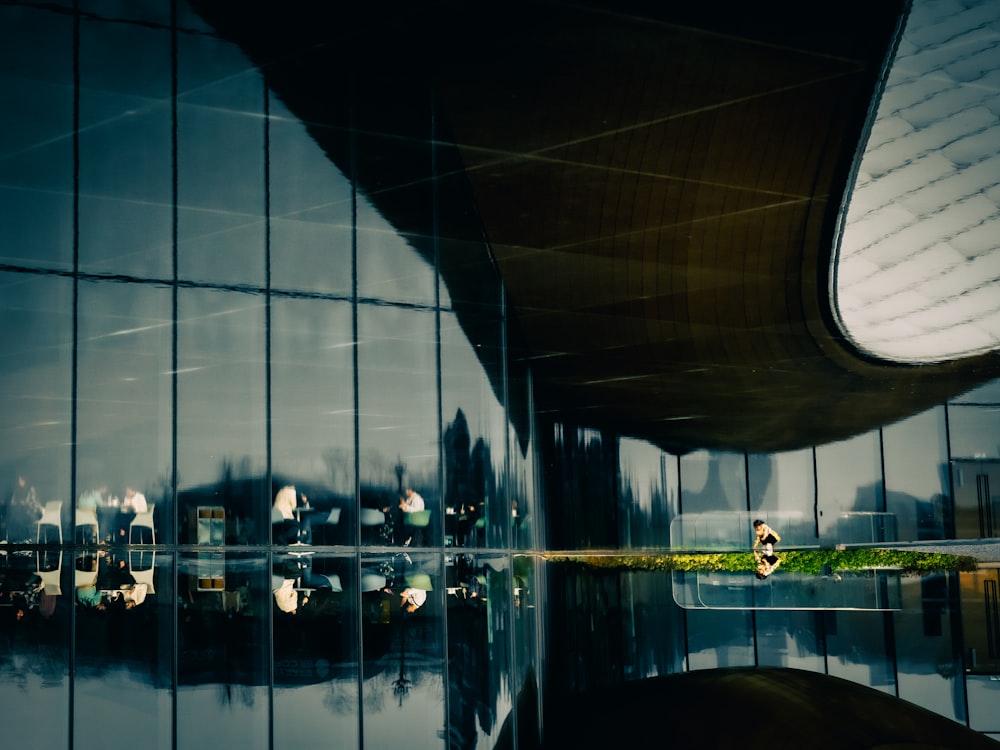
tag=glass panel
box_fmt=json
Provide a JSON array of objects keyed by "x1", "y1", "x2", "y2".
[
  {"x1": 543, "y1": 426, "x2": 620, "y2": 549},
  {"x1": 356, "y1": 193, "x2": 436, "y2": 306},
  {"x1": 509, "y1": 377, "x2": 537, "y2": 552},
  {"x1": 271, "y1": 297, "x2": 355, "y2": 546},
  {"x1": 360, "y1": 551, "x2": 445, "y2": 750},
  {"x1": 77, "y1": 281, "x2": 173, "y2": 543},
  {"x1": 269, "y1": 100, "x2": 353, "y2": 296},
  {"x1": 0, "y1": 6, "x2": 73, "y2": 270},
  {"x1": 685, "y1": 610, "x2": 754, "y2": 669},
  {"x1": 0, "y1": 272, "x2": 73, "y2": 543},
  {"x1": 272, "y1": 551, "x2": 360, "y2": 750},
  {"x1": 78, "y1": 17, "x2": 172, "y2": 278},
  {"x1": 440, "y1": 311, "x2": 506, "y2": 549},
  {"x1": 78, "y1": 0, "x2": 172, "y2": 24},
  {"x1": 73, "y1": 549, "x2": 173, "y2": 750},
  {"x1": 618, "y1": 438, "x2": 669, "y2": 548},
  {"x1": 513, "y1": 554, "x2": 541, "y2": 688},
  {"x1": 815, "y1": 431, "x2": 884, "y2": 544},
  {"x1": 445, "y1": 553, "x2": 513, "y2": 750},
  {"x1": 0, "y1": 548, "x2": 70, "y2": 746},
  {"x1": 357, "y1": 306, "x2": 438, "y2": 547},
  {"x1": 748, "y1": 448, "x2": 816, "y2": 546},
  {"x1": 176, "y1": 288, "x2": 266, "y2": 544},
  {"x1": 825, "y1": 611, "x2": 895, "y2": 693},
  {"x1": 679, "y1": 450, "x2": 746, "y2": 512},
  {"x1": 894, "y1": 574, "x2": 963, "y2": 722},
  {"x1": 948, "y1": 403, "x2": 1000, "y2": 459},
  {"x1": 177, "y1": 32, "x2": 265, "y2": 287},
  {"x1": 951, "y1": 377, "x2": 1000, "y2": 404},
  {"x1": 967, "y1": 676, "x2": 1000, "y2": 733},
  {"x1": 754, "y1": 610, "x2": 824, "y2": 671},
  {"x1": 960, "y1": 569, "x2": 1000, "y2": 676},
  {"x1": 177, "y1": 551, "x2": 269, "y2": 750},
  {"x1": 883, "y1": 407, "x2": 950, "y2": 541},
  {"x1": 952, "y1": 459, "x2": 1000, "y2": 539}
]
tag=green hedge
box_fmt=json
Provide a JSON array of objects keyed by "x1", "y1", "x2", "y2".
[{"x1": 544, "y1": 549, "x2": 979, "y2": 574}]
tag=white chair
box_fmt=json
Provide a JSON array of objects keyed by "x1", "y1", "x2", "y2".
[
  {"x1": 129, "y1": 504, "x2": 155, "y2": 544},
  {"x1": 130, "y1": 549, "x2": 156, "y2": 594},
  {"x1": 36, "y1": 501, "x2": 63, "y2": 545},
  {"x1": 75, "y1": 508, "x2": 99, "y2": 545},
  {"x1": 35, "y1": 550, "x2": 63, "y2": 596}
]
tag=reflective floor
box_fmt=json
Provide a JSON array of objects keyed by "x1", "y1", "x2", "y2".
[{"x1": 2, "y1": 535, "x2": 999, "y2": 748}]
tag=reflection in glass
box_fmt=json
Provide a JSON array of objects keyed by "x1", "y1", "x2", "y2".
[
  {"x1": 177, "y1": 31, "x2": 265, "y2": 287},
  {"x1": 357, "y1": 306, "x2": 439, "y2": 546},
  {"x1": 883, "y1": 407, "x2": 949, "y2": 540},
  {"x1": 619, "y1": 438, "x2": 670, "y2": 547},
  {"x1": 826, "y1": 610, "x2": 895, "y2": 693},
  {"x1": 948, "y1": 403, "x2": 1000, "y2": 460},
  {"x1": 74, "y1": 549, "x2": 172, "y2": 750},
  {"x1": 77, "y1": 281, "x2": 172, "y2": 542},
  {"x1": 357, "y1": 193, "x2": 436, "y2": 307},
  {"x1": 271, "y1": 298, "x2": 355, "y2": 545},
  {"x1": 177, "y1": 551, "x2": 269, "y2": 749},
  {"x1": 360, "y1": 552, "x2": 444, "y2": 749},
  {"x1": 441, "y1": 311, "x2": 506, "y2": 549},
  {"x1": 894, "y1": 573, "x2": 964, "y2": 721},
  {"x1": 176, "y1": 288, "x2": 266, "y2": 544},
  {"x1": 679, "y1": 450, "x2": 747, "y2": 512},
  {"x1": 0, "y1": 272, "x2": 73, "y2": 526},
  {"x1": 78, "y1": 17, "x2": 172, "y2": 278},
  {"x1": 269, "y1": 98, "x2": 353, "y2": 296},
  {"x1": 272, "y1": 552, "x2": 359, "y2": 750},
  {"x1": 815, "y1": 431, "x2": 883, "y2": 544},
  {"x1": 446, "y1": 553, "x2": 513, "y2": 750},
  {"x1": 0, "y1": 5, "x2": 73, "y2": 270},
  {"x1": 0, "y1": 546, "x2": 70, "y2": 747}
]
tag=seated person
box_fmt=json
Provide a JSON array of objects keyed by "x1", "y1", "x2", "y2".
[
  {"x1": 5, "y1": 474, "x2": 42, "y2": 543},
  {"x1": 122, "y1": 486, "x2": 148, "y2": 513},
  {"x1": 272, "y1": 485, "x2": 308, "y2": 544},
  {"x1": 272, "y1": 576, "x2": 306, "y2": 614},
  {"x1": 399, "y1": 586, "x2": 427, "y2": 613},
  {"x1": 77, "y1": 484, "x2": 106, "y2": 511}
]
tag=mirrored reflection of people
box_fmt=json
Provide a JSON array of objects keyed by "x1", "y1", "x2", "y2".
[
  {"x1": 755, "y1": 552, "x2": 781, "y2": 579},
  {"x1": 272, "y1": 485, "x2": 310, "y2": 544},
  {"x1": 399, "y1": 587, "x2": 426, "y2": 613},
  {"x1": 752, "y1": 519, "x2": 781, "y2": 555},
  {"x1": 273, "y1": 576, "x2": 305, "y2": 614},
  {"x1": 4, "y1": 474, "x2": 42, "y2": 543}
]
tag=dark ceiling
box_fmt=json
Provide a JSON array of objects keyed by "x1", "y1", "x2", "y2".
[{"x1": 193, "y1": 0, "x2": 1000, "y2": 454}]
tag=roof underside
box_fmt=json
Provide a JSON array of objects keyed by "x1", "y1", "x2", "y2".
[{"x1": 194, "y1": 0, "x2": 1000, "y2": 453}]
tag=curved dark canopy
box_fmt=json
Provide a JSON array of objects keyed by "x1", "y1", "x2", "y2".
[{"x1": 193, "y1": 0, "x2": 1000, "y2": 453}]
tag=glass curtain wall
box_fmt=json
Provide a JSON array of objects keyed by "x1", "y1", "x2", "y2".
[{"x1": 0, "y1": 4, "x2": 529, "y2": 750}]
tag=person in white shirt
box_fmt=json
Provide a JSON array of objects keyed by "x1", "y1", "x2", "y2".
[
  {"x1": 395, "y1": 487, "x2": 426, "y2": 546},
  {"x1": 399, "y1": 488, "x2": 425, "y2": 513},
  {"x1": 122, "y1": 486, "x2": 148, "y2": 513},
  {"x1": 399, "y1": 586, "x2": 427, "y2": 612}
]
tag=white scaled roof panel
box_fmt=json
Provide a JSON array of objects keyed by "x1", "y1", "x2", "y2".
[{"x1": 834, "y1": 0, "x2": 1000, "y2": 363}]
